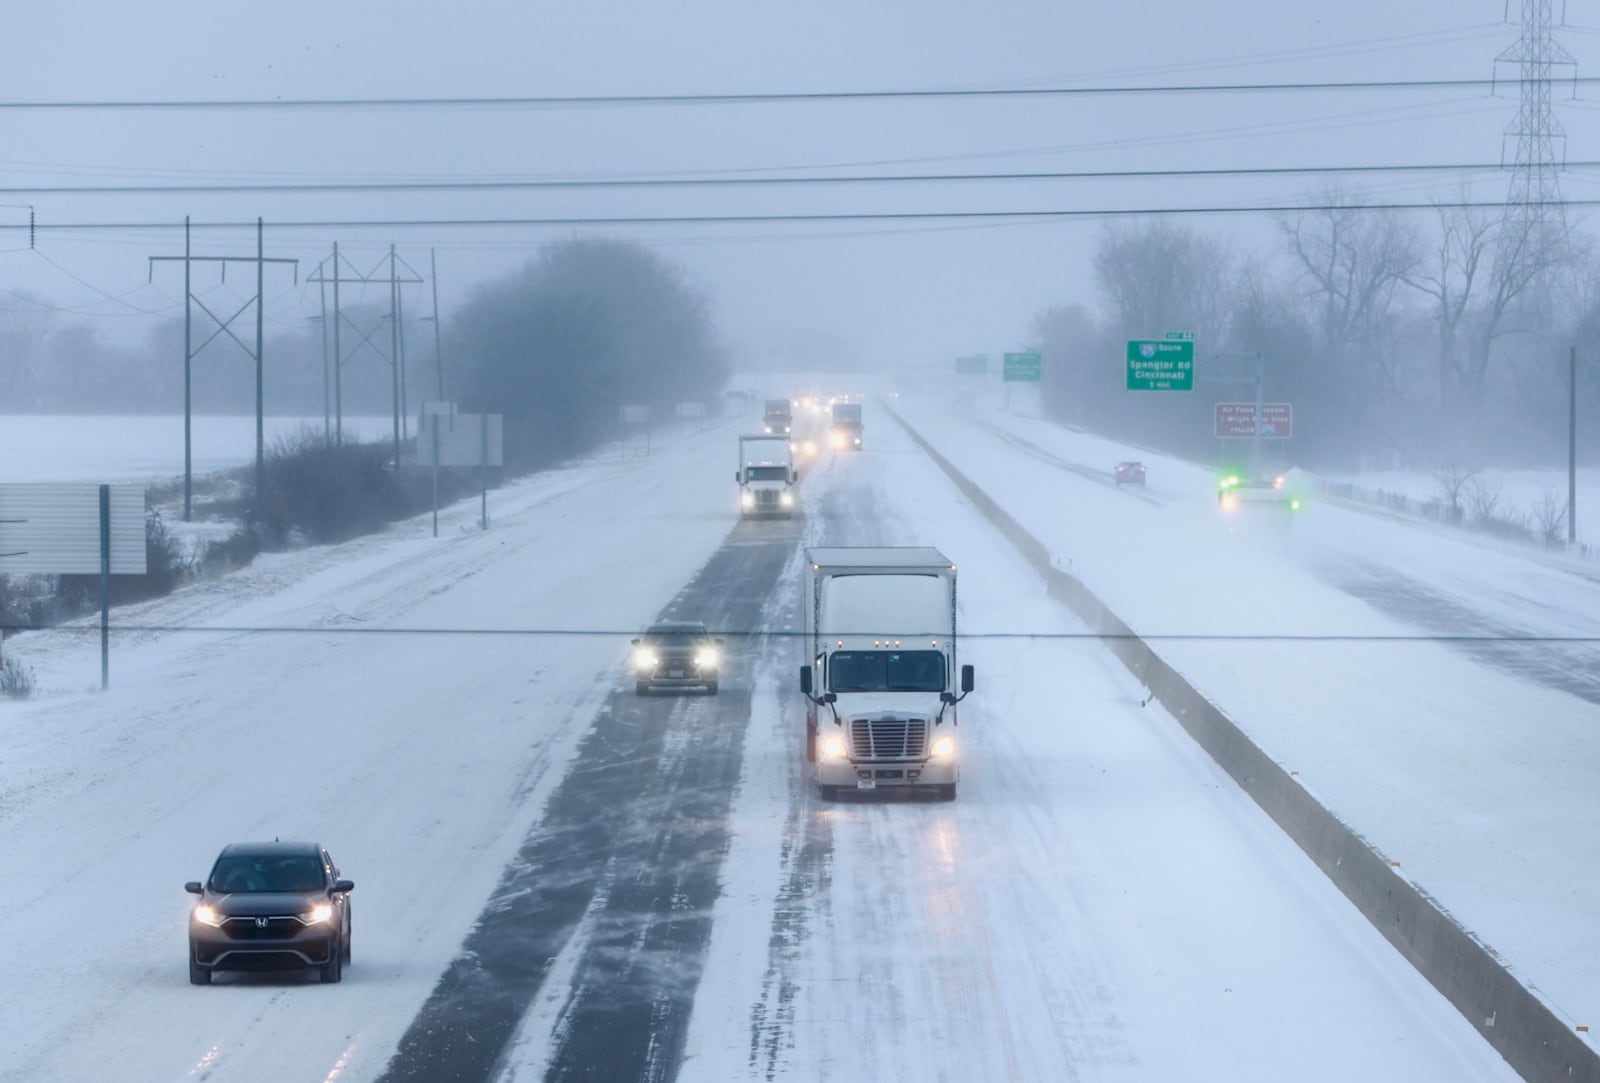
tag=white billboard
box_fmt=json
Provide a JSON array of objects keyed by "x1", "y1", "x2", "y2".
[
  {"x1": 0, "y1": 483, "x2": 147, "y2": 575},
  {"x1": 420, "y1": 413, "x2": 503, "y2": 468}
]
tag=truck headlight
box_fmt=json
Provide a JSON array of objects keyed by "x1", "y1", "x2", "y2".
[
  {"x1": 820, "y1": 734, "x2": 848, "y2": 760},
  {"x1": 931, "y1": 735, "x2": 956, "y2": 758},
  {"x1": 740, "y1": 492, "x2": 755, "y2": 508},
  {"x1": 634, "y1": 649, "x2": 658, "y2": 670},
  {"x1": 779, "y1": 492, "x2": 794, "y2": 507},
  {"x1": 831, "y1": 432, "x2": 845, "y2": 449}
]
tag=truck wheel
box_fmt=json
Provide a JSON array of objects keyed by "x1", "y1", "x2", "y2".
[
  {"x1": 635, "y1": 681, "x2": 649, "y2": 696},
  {"x1": 818, "y1": 785, "x2": 838, "y2": 802}
]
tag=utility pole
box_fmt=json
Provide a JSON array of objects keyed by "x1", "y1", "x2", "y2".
[
  {"x1": 1497, "y1": 0, "x2": 1576, "y2": 258},
  {"x1": 306, "y1": 245, "x2": 422, "y2": 451},
  {"x1": 315, "y1": 258, "x2": 330, "y2": 442},
  {"x1": 149, "y1": 217, "x2": 297, "y2": 521},
  {"x1": 430, "y1": 247, "x2": 445, "y2": 401},
  {"x1": 1571, "y1": 345, "x2": 1578, "y2": 545}
]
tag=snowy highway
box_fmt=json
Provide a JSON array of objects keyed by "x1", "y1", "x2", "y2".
[{"x1": 0, "y1": 398, "x2": 1533, "y2": 1081}]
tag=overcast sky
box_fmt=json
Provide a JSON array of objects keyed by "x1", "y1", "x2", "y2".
[{"x1": 5, "y1": 1, "x2": 1599, "y2": 375}]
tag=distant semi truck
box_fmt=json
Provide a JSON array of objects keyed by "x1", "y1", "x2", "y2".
[
  {"x1": 830, "y1": 402, "x2": 863, "y2": 451},
  {"x1": 763, "y1": 399, "x2": 793, "y2": 435},
  {"x1": 736, "y1": 434, "x2": 797, "y2": 517},
  {"x1": 799, "y1": 546, "x2": 973, "y2": 801}
]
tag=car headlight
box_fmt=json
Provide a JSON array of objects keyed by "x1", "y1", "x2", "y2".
[
  {"x1": 301, "y1": 902, "x2": 334, "y2": 925},
  {"x1": 931, "y1": 735, "x2": 956, "y2": 758},
  {"x1": 192, "y1": 904, "x2": 226, "y2": 927},
  {"x1": 779, "y1": 492, "x2": 794, "y2": 507},
  {"x1": 695, "y1": 649, "x2": 719, "y2": 668},
  {"x1": 634, "y1": 649, "x2": 658, "y2": 670},
  {"x1": 820, "y1": 734, "x2": 849, "y2": 760}
]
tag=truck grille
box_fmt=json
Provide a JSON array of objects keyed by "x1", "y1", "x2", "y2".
[
  {"x1": 850, "y1": 718, "x2": 927, "y2": 760},
  {"x1": 755, "y1": 490, "x2": 779, "y2": 506}
]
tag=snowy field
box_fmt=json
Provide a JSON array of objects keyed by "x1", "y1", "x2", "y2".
[
  {"x1": 0, "y1": 395, "x2": 1532, "y2": 1081},
  {"x1": 0, "y1": 414, "x2": 395, "y2": 484}
]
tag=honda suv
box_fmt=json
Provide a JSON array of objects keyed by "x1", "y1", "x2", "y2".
[
  {"x1": 632, "y1": 620, "x2": 723, "y2": 694},
  {"x1": 186, "y1": 841, "x2": 354, "y2": 984}
]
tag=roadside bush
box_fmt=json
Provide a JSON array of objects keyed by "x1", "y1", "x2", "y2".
[
  {"x1": 0, "y1": 656, "x2": 35, "y2": 699},
  {"x1": 251, "y1": 429, "x2": 479, "y2": 549}
]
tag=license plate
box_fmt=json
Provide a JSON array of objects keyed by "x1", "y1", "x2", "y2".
[
  {"x1": 856, "y1": 778, "x2": 877, "y2": 790},
  {"x1": 668, "y1": 670, "x2": 684, "y2": 678}
]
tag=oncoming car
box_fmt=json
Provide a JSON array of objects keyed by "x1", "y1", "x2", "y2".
[
  {"x1": 1114, "y1": 461, "x2": 1147, "y2": 486},
  {"x1": 631, "y1": 620, "x2": 723, "y2": 695},
  {"x1": 1217, "y1": 472, "x2": 1303, "y2": 515},
  {"x1": 186, "y1": 841, "x2": 354, "y2": 985}
]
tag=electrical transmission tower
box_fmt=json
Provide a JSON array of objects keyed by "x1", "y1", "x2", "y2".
[{"x1": 1496, "y1": 0, "x2": 1577, "y2": 248}]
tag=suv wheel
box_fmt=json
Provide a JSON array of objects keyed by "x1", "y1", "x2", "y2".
[
  {"x1": 320, "y1": 941, "x2": 344, "y2": 984},
  {"x1": 188, "y1": 943, "x2": 211, "y2": 986}
]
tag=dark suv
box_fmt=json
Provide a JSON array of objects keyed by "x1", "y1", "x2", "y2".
[
  {"x1": 1114, "y1": 461, "x2": 1147, "y2": 486},
  {"x1": 631, "y1": 620, "x2": 723, "y2": 694},
  {"x1": 186, "y1": 841, "x2": 354, "y2": 984}
]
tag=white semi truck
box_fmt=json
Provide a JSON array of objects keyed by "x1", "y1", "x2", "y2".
[
  {"x1": 799, "y1": 547, "x2": 974, "y2": 800},
  {"x1": 736, "y1": 434, "x2": 797, "y2": 517}
]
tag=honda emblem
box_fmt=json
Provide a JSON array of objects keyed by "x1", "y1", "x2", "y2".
[{"x1": 255, "y1": 917, "x2": 268, "y2": 928}]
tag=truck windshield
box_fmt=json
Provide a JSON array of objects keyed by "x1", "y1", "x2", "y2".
[
  {"x1": 745, "y1": 465, "x2": 789, "y2": 481},
  {"x1": 827, "y1": 650, "x2": 945, "y2": 693}
]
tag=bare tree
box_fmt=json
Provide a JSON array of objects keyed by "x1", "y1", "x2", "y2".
[
  {"x1": 1093, "y1": 218, "x2": 1233, "y2": 343},
  {"x1": 1279, "y1": 193, "x2": 1421, "y2": 355}
]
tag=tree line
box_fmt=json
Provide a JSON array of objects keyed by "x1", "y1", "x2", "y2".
[{"x1": 1034, "y1": 193, "x2": 1598, "y2": 470}]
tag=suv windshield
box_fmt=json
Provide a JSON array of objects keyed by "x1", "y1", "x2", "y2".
[
  {"x1": 211, "y1": 855, "x2": 326, "y2": 894},
  {"x1": 827, "y1": 650, "x2": 945, "y2": 693}
]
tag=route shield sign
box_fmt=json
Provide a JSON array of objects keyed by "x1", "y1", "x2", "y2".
[
  {"x1": 1126, "y1": 340, "x2": 1194, "y2": 391},
  {"x1": 1003, "y1": 350, "x2": 1042, "y2": 382}
]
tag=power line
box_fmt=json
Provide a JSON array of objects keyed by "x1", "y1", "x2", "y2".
[
  {"x1": 0, "y1": 75, "x2": 1588, "y2": 111},
  {"x1": 0, "y1": 160, "x2": 1572, "y2": 197},
  {"x1": 10, "y1": 197, "x2": 1600, "y2": 233}
]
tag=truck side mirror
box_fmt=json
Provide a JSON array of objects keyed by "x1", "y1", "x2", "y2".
[
  {"x1": 631, "y1": 638, "x2": 640, "y2": 646},
  {"x1": 961, "y1": 665, "x2": 975, "y2": 693},
  {"x1": 799, "y1": 666, "x2": 813, "y2": 695},
  {"x1": 791, "y1": 471, "x2": 798, "y2": 483},
  {"x1": 734, "y1": 471, "x2": 741, "y2": 483}
]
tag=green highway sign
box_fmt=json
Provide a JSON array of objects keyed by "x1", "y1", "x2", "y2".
[
  {"x1": 1003, "y1": 350, "x2": 1042, "y2": 382},
  {"x1": 1126, "y1": 340, "x2": 1194, "y2": 391},
  {"x1": 955, "y1": 354, "x2": 989, "y2": 375}
]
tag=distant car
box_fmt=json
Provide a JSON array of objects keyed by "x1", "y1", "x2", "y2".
[
  {"x1": 1114, "y1": 461, "x2": 1147, "y2": 485},
  {"x1": 632, "y1": 620, "x2": 723, "y2": 694},
  {"x1": 1217, "y1": 472, "x2": 1302, "y2": 513},
  {"x1": 186, "y1": 841, "x2": 354, "y2": 985}
]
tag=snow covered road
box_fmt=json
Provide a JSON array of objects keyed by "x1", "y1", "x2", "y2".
[{"x1": 0, "y1": 403, "x2": 1524, "y2": 1081}]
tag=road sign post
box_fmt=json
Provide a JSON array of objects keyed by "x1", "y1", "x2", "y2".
[{"x1": 1126, "y1": 340, "x2": 1194, "y2": 391}]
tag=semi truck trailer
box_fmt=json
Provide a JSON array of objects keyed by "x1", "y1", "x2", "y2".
[{"x1": 799, "y1": 546, "x2": 973, "y2": 800}]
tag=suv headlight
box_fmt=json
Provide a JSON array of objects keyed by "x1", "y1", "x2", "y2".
[
  {"x1": 192, "y1": 904, "x2": 226, "y2": 927},
  {"x1": 695, "y1": 649, "x2": 719, "y2": 668},
  {"x1": 634, "y1": 649, "x2": 658, "y2": 670},
  {"x1": 300, "y1": 902, "x2": 334, "y2": 925}
]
